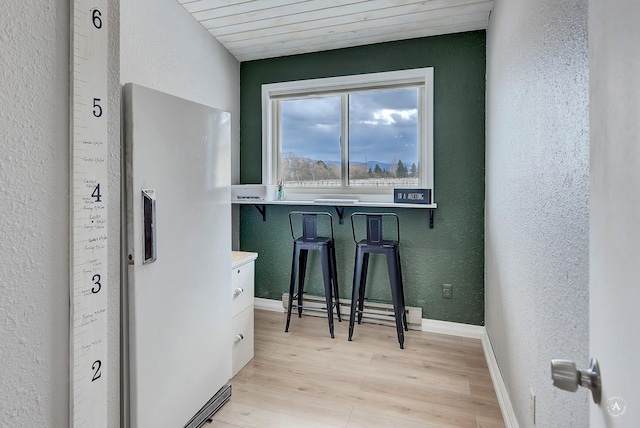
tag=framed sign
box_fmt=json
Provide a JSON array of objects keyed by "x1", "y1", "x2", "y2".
[{"x1": 394, "y1": 188, "x2": 432, "y2": 204}]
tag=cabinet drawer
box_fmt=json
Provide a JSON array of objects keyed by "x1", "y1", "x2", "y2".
[
  {"x1": 231, "y1": 305, "x2": 254, "y2": 377},
  {"x1": 232, "y1": 262, "x2": 254, "y2": 316}
]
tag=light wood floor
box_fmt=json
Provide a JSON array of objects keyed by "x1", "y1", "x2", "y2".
[{"x1": 209, "y1": 310, "x2": 505, "y2": 428}]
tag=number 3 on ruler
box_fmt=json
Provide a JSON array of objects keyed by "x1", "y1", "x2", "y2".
[{"x1": 91, "y1": 274, "x2": 101, "y2": 293}]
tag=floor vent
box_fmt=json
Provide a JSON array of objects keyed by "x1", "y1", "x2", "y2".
[
  {"x1": 282, "y1": 293, "x2": 422, "y2": 331},
  {"x1": 184, "y1": 383, "x2": 231, "y2": 428}
]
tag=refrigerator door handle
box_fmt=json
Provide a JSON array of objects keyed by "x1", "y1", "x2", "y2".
[{"x1": 142, "y1": 189, "x2": 157, "y2": 264}]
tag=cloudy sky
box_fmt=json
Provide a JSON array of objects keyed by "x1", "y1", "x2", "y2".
[{"x1": 281, "y1": 88, "x2": 419, "y2": 167}]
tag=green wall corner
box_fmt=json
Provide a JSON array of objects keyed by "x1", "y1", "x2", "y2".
[{"x1": 239, "y1": 31, "x2": 486, "y2": 325}]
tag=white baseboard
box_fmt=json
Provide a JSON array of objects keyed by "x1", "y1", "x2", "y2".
[
  {"x1": 254, "y1": 297, "x2": 284, "y2": 312},
  {"x1": 421, "y1": 318, "x2": 484, "y2": 339},
  {"x1": 481, "y1": 332, "x2": 520, "y2": 428}
]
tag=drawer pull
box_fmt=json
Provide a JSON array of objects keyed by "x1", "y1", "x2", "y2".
[
  {"x1": 233, "y1": 287, "x2": 244, "y2": 296},
  {"x1": 234, "y1": 333, "x2": 244, "y2": 343}
]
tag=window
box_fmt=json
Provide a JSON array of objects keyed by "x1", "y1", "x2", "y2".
[{"x1": 262, "y1": 68, "x2": 434, "y2": 202}]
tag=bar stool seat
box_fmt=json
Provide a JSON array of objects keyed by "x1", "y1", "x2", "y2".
[
  {"x1": 348, "y1": 212, "x2": 408, "y2": 348},
  {"x1": 285, "y1": 211, "x2": 341, "y2": 338}
]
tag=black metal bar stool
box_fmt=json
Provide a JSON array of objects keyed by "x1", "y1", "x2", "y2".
[
  {"x1": 285, "y1": 211, "x2": 341, "y2": 338},
  {"x1": 348, "y1": 212, "x2": 408, "y2": 349}
]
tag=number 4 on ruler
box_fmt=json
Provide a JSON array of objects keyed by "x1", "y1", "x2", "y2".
[{"x1": 92, "y1": 183, "x2": 102, "y2": 202}]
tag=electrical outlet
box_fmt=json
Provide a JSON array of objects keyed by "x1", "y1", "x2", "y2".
[
  {"x1": 530, "y1": 388, "x2": 536, "y2": 425},
  {"x1": 442, "y1": 284, "x2": 453, "y2": 299}
]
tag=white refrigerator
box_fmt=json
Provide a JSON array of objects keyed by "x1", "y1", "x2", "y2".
[{"x1": 123, "y1": 83, "x2": 232, "y2": 428}]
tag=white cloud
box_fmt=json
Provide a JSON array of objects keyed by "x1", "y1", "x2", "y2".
[{"x1": 368, "y1": 108, "x2": 417, "y2": 125}]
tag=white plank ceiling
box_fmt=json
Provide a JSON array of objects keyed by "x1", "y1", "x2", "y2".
[{"x1": 177, "y1": 0, "x2": 493, "y2": 62}]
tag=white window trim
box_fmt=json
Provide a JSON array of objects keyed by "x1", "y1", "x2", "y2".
[{"x1": 261, "y1": 68, "x2": 434, "y2": 203}]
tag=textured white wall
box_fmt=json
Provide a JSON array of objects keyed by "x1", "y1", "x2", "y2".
[
  {"x1": 485, "y1": 0, "x2": 590, "y2": 426},
  {"x1": 120, "y1": 0, "x2": 240, "y2": 177},
  {"x1": 0, "y1": 2, "x2": 69, "y2": 424},
  {"x1": 0, "y1": 0, "x2": 120, "y2": 426}
]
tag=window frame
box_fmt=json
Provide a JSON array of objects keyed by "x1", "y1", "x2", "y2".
[{"x1": 261, "y1": 67, "x2": 434, "y2": 202}]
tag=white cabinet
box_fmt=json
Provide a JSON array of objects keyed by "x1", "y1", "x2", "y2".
[{"x1": 231, "y1": 251, "x2": 257, "y2": 377}]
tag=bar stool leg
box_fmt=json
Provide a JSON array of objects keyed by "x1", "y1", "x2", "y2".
[
  {"x1": 297, "y1": 249, "x2": 308, "y2": 318},
  {"x1": 397, "y1": 249, "x2": 408, "y2": 331},
  {"x1": 349, "y1": 246, "x2": 365, "y2": 341},
  {"x1": 357, "y1": 252, "x2": 369, "y2": 325},
  {"x1": 320, "y1": 247, "x2": 335, "y2": 339},
  {"x1": 386, "y1": 250, "x2": 405, "y2": 349},
  {"x1": 329, "y1": 242, "x2": 341, "y2": 322},
  {"x1": 285, "y1": 245, "x2": 300, "y2": 332}
]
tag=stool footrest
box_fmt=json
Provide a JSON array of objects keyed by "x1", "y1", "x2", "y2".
[
  {"x1": 291, "y1": 304, "x2": 336, "y2": 312},
  {"x1": 354, "y1": 309, "x2": 403, "y2": 319},
  {"x1": 291, "y1": 294, "x2": 339, "y2": 312}
]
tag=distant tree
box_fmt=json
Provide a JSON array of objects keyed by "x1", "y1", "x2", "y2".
[
  {"x1": 312, "y1": 160, "x2": 334, "y2": 180},
  {"x1": 396, "y1": 160, "x2": 408, "y2": 178},
  {"x1": 328, "y1": 163, "x2": 340, "y2": 180},
  {"x1": 368, "y1": 167, "x2": 373, "y2": 177},
  {"x1": 374, "y1": 164, "x2": 383, "y2": 177},
  {"x1": 282, "y1": 153, "x2": 339, "y2": 182},
  {"x1": 282, "y1": 153, "x2": 311, "y2": 181},
  {"x1": 410, "y1": 163, "x2": 417, "y2": 177},
  {"x1": 349, "y1": 163, "x2": 369, "y2": 180},
  {"x1": 389, "y1": 159, "x2": 396, "y2": 176}
]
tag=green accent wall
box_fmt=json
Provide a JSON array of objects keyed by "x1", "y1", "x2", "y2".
[{"x1": 239, "y1": 31, "x2": 486, "y2": 325}]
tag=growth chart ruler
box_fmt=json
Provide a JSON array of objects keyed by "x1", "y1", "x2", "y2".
[{"x1": 70, "y1": 0, "x2": 109, "y2": 426}]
